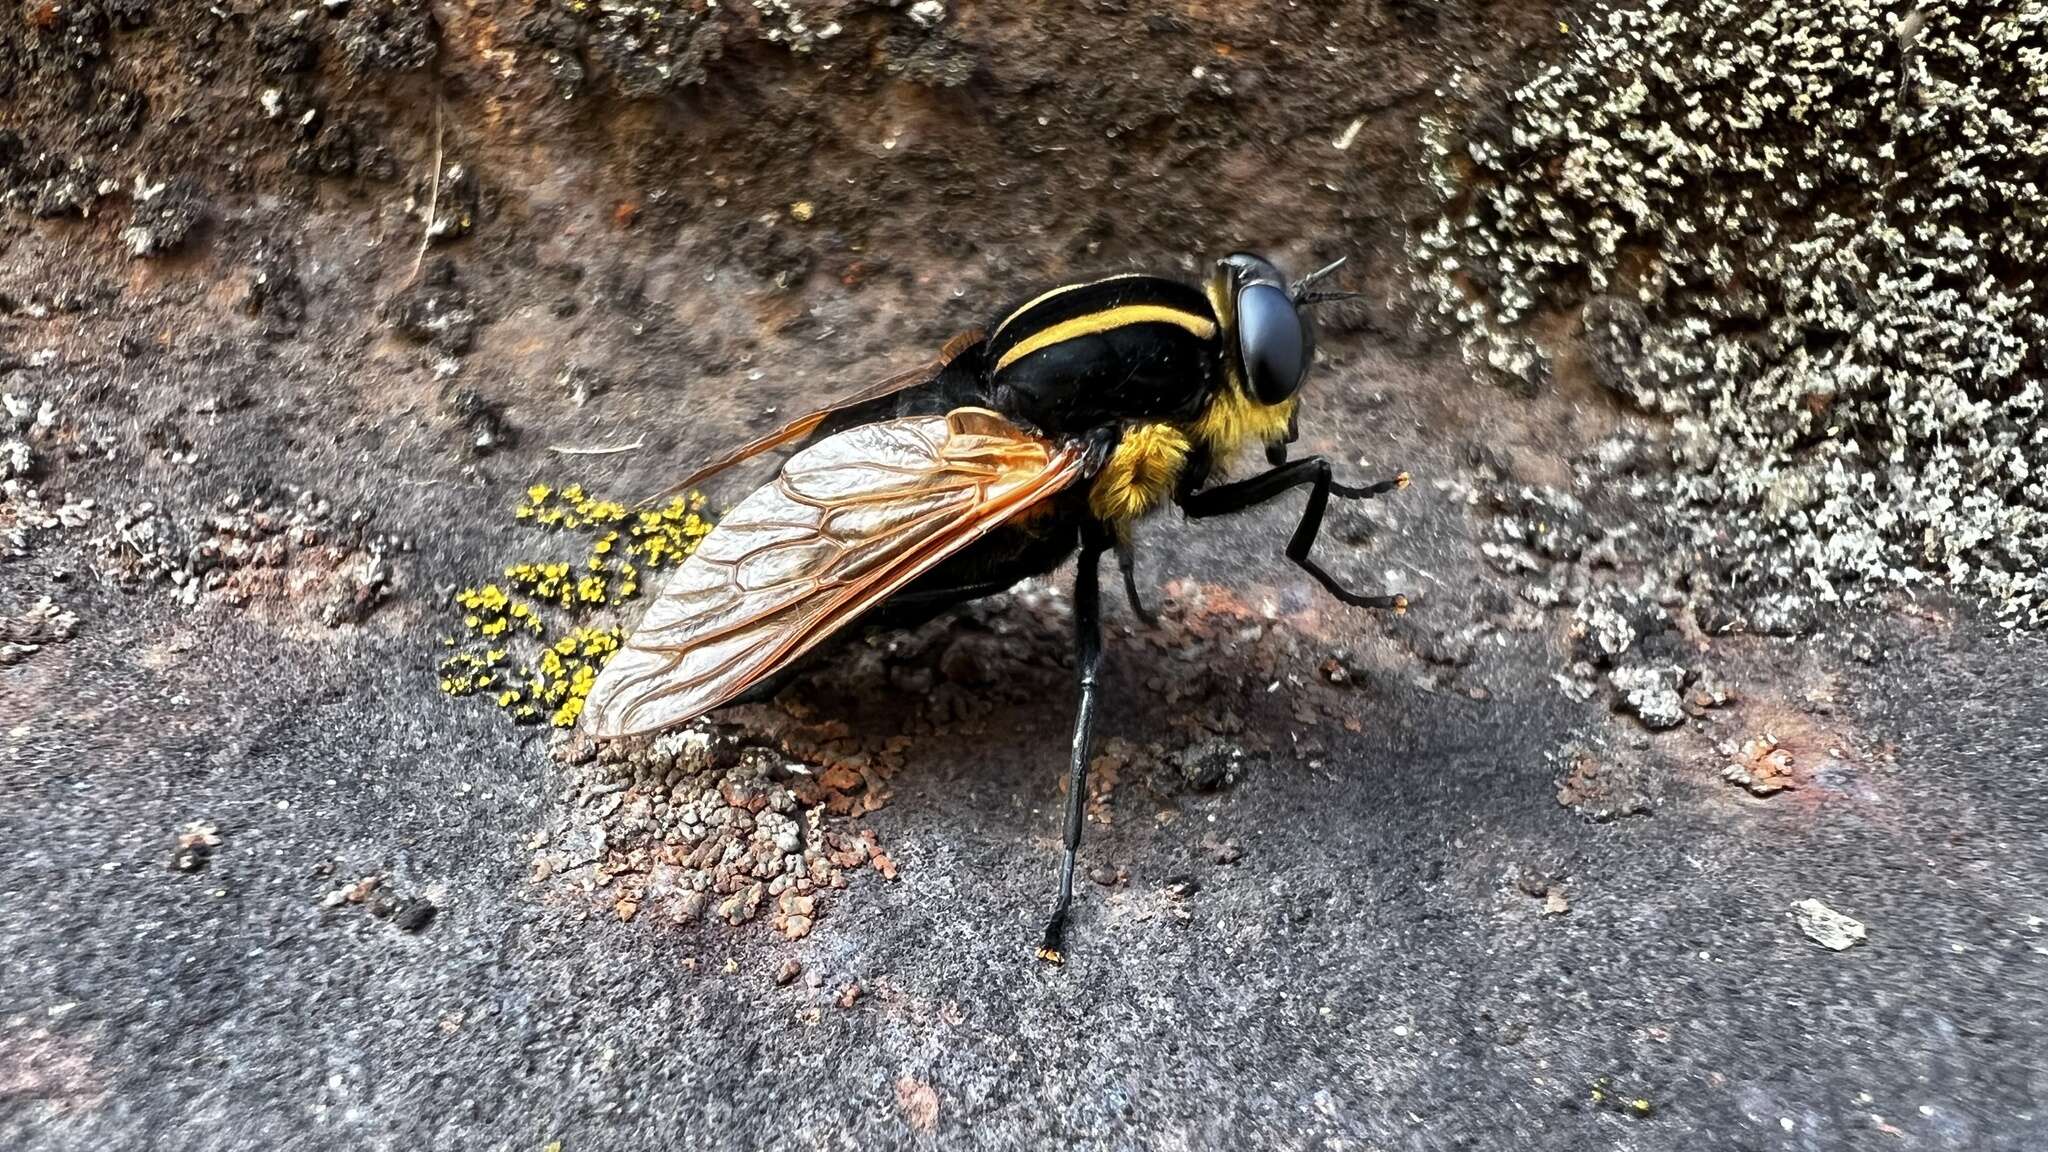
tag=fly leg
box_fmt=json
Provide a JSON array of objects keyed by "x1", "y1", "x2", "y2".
[
  {"x1": 1116, "y1": 536, "x2": 1156, "y2": 625},
  {"x1": 1179, "y1": 456, "x2": 1409, "y2": 611},
  {"x1": 1038, "y1": 526, "x2": 1108, "y2": 964},
  {"x1": 1264, "y1": 408, "x2": 1300, "y2": 466}
]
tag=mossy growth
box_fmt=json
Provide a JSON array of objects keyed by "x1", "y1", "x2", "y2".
[{"x1": 439, "y1": 483, "x2": 713, "y2": 727}]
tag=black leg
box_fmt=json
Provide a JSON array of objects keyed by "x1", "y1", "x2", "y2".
[
  {"x1": 1116, "y1": 537, "x2": 1156, "y2": 625},
  {"x1": 1180, "y1": 456, "x2": 1409, "y2": 611},
  {"x1": 1265, "y1": 409, "x2": 1299, "y2": 466},
  {"x1": 1038, "y1": 529, "x2": 1107, "y2": 964}
]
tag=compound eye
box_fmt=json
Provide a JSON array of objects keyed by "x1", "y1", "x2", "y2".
[{"x1": 1237, "y1": 282, "x2": 1308, "y2": 404}]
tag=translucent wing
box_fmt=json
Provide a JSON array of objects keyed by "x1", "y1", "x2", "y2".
[
  {"x1": 638, "y1": 329, "x2": 986, "y2": 507},
  {"x1": 583, "y1": 407, "x2": 1083, "y2": 738}
]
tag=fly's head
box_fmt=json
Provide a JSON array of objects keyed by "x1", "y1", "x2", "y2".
[{"x1": 1208, "y1": 253, "x2": 1359, "y2": 408}]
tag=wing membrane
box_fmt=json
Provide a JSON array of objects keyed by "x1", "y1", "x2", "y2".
[
  {"x1": 639, "y1": 329, "x2": 986, "y2": 507},
  {"x1": 583, "y1": 407, "x2": 1081, "y2": 738}
]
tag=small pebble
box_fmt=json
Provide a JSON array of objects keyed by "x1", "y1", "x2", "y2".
[
  {"x1": 393, "y1": 898, "x2": 437, "y2": 933},
  {"x1": 1790, "y1": 898, "x2": 1866, "y2": 951},
  {"x1": 169, "y1": 820, "x2": 221, "y2": 873}
]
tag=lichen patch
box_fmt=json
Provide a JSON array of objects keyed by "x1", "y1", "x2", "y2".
[
  {"x1": 1418, "y1": 0, "x2": 2048, "y2": 624},
  {"x1": 437, "y1": 482, "x2": 712, "y2": 728}
]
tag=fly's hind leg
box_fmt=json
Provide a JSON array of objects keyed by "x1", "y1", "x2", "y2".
[
  {"x1": 1038, "y1": 528, "x2": 1108, "y2": 965},
  {"x1": 1179, "y1": 457, "x2": 1410, "y2": 611}
]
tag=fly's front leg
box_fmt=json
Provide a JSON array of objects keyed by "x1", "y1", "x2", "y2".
[
  {"x1": 1265, "y1": 408, "x2": 1300, "y2": 466},
  {"x1": 1179, "y1": 456, "x2": 1409, "y2": 611},
  {"x1": 1038, "y1": 527, "x2": 1108, "y2": 964}
]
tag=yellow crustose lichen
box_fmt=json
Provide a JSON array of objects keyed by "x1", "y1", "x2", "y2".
[{"x1": 439, "y1": 483, "x2": 712, "y2": 727}]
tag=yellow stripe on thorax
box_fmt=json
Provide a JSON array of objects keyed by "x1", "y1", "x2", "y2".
[
  {"x1": 990, "y1": 273, "x2": 1151, "y2": 343},
  {"x1": 994, "y1": 305, "x2": 1218, "y2": 373}
]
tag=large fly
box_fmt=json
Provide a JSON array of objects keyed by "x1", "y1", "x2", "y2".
[{"x1": 580, "y1": 253, "x2": 1409, "y2": 963}]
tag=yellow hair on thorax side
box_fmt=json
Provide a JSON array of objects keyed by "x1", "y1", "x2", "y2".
[
  {"x1": 1192, "y1": 384, "x2": 1296, "y2": 471},
  {"x1": 1089, "y1": 422, "x2": 1192, "y2": 529}
]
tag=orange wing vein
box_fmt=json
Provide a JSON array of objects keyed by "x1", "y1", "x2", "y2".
[
  {"x1": 583, "y1": 407, "x2": 1082, "y2": 738},
  {"x1": 638, "y1": 329, "x2": 986, "y2": 508}
]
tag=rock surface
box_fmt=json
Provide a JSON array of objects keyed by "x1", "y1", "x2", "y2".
[{"x1": 3, "y1": 2, "x2": 2045, "y2": 1150}]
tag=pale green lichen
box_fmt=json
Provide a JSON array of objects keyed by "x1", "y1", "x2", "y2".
[
  {"x1": 1417, "y1": 0, "x2": 2048, "y2": 624},
  {"x1": 439, "y1": 484, "x2": 712, "y2": 727}
]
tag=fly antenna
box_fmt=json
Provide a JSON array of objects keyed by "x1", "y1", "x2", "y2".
[
  {"x1": 1290, "y1": 257, "x2": 1350, "y2": 303},
  {"x1": 1296, "y1": 289, "x2": 1366, "y2": 306}
]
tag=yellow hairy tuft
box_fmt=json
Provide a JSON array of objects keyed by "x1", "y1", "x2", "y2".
[
  {"x1": 1089, "y1": 423, "x2": 1192, "y2": 527},
  {"x1": 1192, "y1": 385, "x2": 1296, "y2": 467}
]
